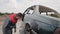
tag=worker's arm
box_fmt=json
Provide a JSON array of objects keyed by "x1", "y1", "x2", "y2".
[
  {"x1": 13, "y1": 24, "x2": 16, "y2": 29},
  {"x1": 13, "y1": 23, "x2": 16, "y2": 33}
]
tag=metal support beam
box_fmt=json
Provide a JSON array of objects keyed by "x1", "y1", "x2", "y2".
[{"x1": 34, "y1": 5, "x2": 40, "y2": 15}]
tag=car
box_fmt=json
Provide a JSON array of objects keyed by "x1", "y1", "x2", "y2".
[{"x1": 21, "y1": 5, "x2": 60, "y2": 34}]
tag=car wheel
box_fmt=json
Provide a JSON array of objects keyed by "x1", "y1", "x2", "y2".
[{"x1": 25, "y1": 23, "x2": 31, "y2": 34}]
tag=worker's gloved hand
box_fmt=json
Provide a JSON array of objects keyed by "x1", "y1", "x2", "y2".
[{"x1": 14, "y1": 28, "x2": 16, "y2": 33}]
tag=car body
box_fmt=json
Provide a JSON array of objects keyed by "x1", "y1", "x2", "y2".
[{"x1": 21, "y1": 5, "x2": 60, "y2": 34}]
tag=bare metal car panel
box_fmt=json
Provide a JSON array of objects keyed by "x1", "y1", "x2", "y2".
[
  {"x1": 23, "y1": 10, "x2": 60, "y2": 34},
  {"x1": 22, "y1": 6, "x2": 60, "y2": 34}
]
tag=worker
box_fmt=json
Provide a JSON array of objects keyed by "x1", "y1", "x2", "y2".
[{"x1": 2, "y1": 13, "x2": 23, "y2": 34}]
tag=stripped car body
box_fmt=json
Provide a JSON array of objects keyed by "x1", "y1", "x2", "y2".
[{"x1": 21, "y1": 5, "x2": 60, "y2": 34}]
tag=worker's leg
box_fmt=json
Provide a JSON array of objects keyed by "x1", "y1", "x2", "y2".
[
  {"x1": 7, "y1": 28, "x2": 12, "y2": 34},
  {"x1": 10, "y1": 29, "x2": 12, "y2": 34},
  {"x1": 2, "y1": 28, "x2": 7, "y2": 34},
  {"x1": 3, "y1": 27, "x2": 12, "y2": 34}
]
